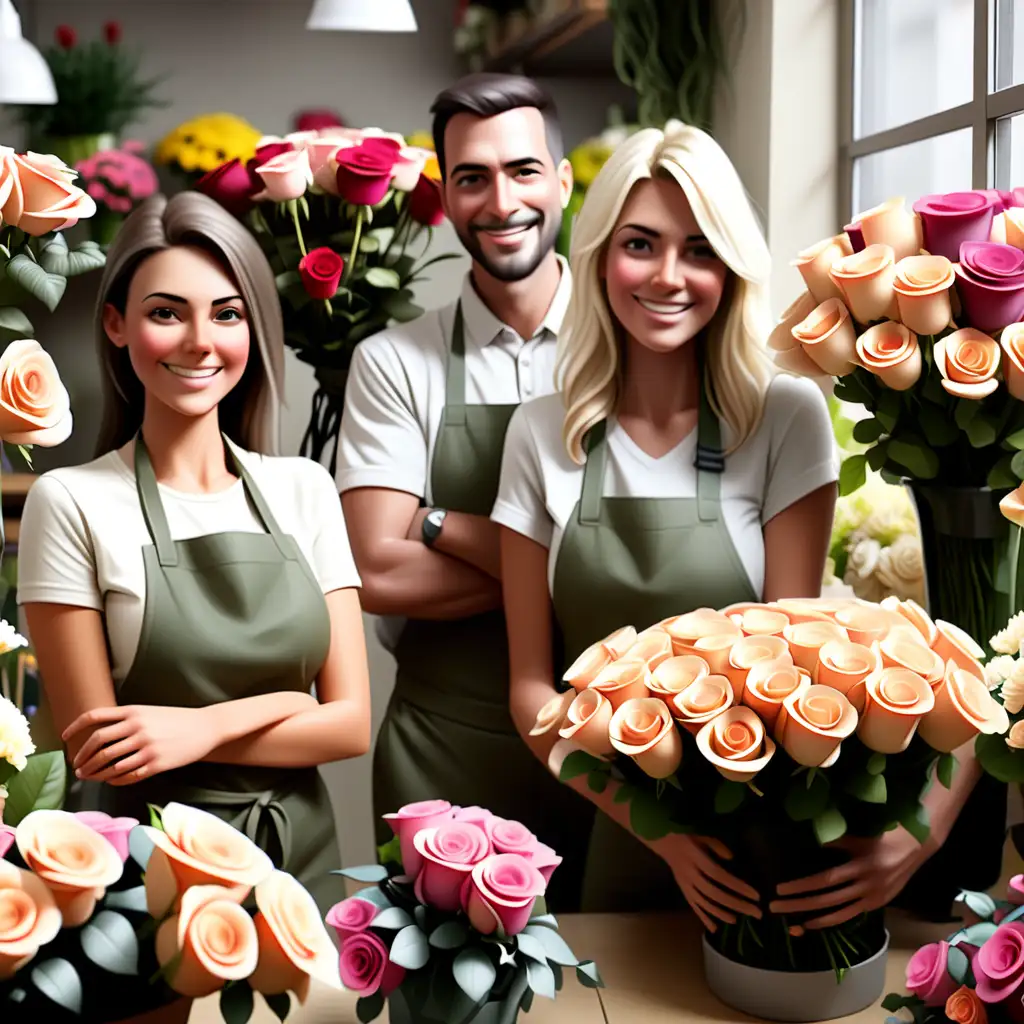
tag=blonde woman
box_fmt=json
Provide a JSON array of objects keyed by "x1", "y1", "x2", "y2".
[{"x1": 491, "y1": 122, "x2": 838, "y2": 918}]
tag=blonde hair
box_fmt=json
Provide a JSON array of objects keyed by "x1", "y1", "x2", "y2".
[
  {"x1": 556, "y1": 120, "x2": 774, "y2": 464},
  {"x1": 94, "y1": 192, "x2": 285, "y2": 457}
]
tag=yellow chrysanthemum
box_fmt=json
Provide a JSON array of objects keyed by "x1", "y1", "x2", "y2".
[
  {"x1": 155, "y1": 113, "x2": 263, "y2": 169},
  {"x1": 569, "y1": 140, "x2": 613, "y2": 189},
  {"x1": 406, "y1": 131, "x2": 435, "y2": 151},
  {"x1": 422, "y1": 155, "x2": 442, "y2": 182}
]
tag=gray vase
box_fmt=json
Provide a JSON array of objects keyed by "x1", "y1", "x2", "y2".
[
  {"x1": 387, "y1": 987, "x2": 514, "y2": 1024},
  {"x1": 701, "y1": 931, "x2": 890, "y2": 1022}
]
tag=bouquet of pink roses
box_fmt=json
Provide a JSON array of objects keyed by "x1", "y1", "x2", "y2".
[
  {"x1": 74, "y1": 142, "x2": 159, "y2": 247},
  {"x1": 328, "y1": 800, "x2": 603, "y2": 1024}
]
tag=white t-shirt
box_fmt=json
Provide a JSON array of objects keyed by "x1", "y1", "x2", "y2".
[
  {"x1": 16, "y1": 447, "x2": 361, "y2": 686},
  {"x1": 336, "y1": 257, "x2": 572, "y2": 503},
  {"x1": 491, "y1": 374, "x2": 839, "y2": 597}
]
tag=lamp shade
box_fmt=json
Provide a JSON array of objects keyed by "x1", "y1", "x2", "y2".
[
  {"x1": 306, "y1": 0, "x2": 418, "y2": 32},
  {"x1": 0, "y1": 0, "x2": 56, "y2": 104}
]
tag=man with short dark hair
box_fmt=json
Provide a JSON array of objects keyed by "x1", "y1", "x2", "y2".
[{"x1": 337, "y1": 73, "x2": 592, "y2": 909}]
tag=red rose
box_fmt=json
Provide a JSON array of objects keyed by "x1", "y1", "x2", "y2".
[
  {"x1": 55, "y1": 25, "x2": 76, "y2": 48},
  {"x1": 103, "y1": 21, "x2": 122, "y2": 45},
  {"x1": 295, "y1": 109, "x2": 345, "y2": 133},
  {"x1": 409, "y1": 174, "x2": 445, "y2": 227},
  {"x1": 335, "y1": 142, "x2": 399, "y2": 206},
  {"x1": 298, "y1": 247, "x2": 345, "y2": 300},
  {"x1": 195, "y1": 158, "x2": 259, "y2": 218}
]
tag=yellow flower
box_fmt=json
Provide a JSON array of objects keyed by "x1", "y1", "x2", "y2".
[
  {"x1": 569, "y1": 139, "x2": 614, "y2": 189},
  {"x1": 0, "y1": 695, "x2": 34, "y2": 772},
  {"x1": 406, "y1": 131, "x2": 435, "y2": 151},
  {"x1": 155, "y1": 113, "x2": 263, "y2": 170},
  {"x1": 422, "y1": 155, "x2": 442, "y2": 183}
]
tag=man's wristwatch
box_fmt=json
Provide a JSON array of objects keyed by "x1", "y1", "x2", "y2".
[{"x1": 422, "y1": 508, "x2": 447, "y2": 548}]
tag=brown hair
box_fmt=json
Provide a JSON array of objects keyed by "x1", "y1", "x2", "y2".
[
  {"x1": 93, "y1": 192, "x2": 285, "y2": 457},
  {"x1": 430, "y1": 72, "x2": 564, "y2": 180}
]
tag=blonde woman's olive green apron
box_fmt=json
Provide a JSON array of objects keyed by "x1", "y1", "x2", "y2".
[
  {"x1": 374, "y1": 302, "x2": 596, "y2": 911},
  {"x1": 551, "y1": 378, "x2": 757, "y2": 913},
  {"x1": 85, "y1": 435, "x2": 340, "y2": 913}
]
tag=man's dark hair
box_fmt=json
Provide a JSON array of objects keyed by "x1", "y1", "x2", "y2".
[{"x1": 430, "y1": 73, "x2": 564, "y2": 180}]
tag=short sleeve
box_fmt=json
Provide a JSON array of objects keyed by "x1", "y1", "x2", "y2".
[
  {"x1": 17, "y1": 476, "x2": 103, "y2": 608},
  {"x1": 304, "y1": 462, "x2": 362, "y2": 593},
  {"x1": 761, "y1": 376, "x2": 839, "y2": 524},
  {"x1": 336, "y1": 338, "x2": 427, "y2": 498},
  {"x1": 491, "y1": 403, "x2": 554, "y2": 548}
]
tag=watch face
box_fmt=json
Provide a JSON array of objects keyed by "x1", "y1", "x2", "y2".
[{"x1": 426, "y1": 510, "x2": 446, "y2": 528}]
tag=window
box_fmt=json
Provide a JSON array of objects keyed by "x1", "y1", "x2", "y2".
[{"x1": 840, "y1": 0, "x2": 1024, "y2": 222}]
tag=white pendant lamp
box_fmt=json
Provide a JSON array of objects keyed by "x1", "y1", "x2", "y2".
[
  {"x1": 306, "y1": 0, "x2": 418, "y2": 32},
  {"x1": 0, "y1": 0, "x2": 56, "y2": 104}
]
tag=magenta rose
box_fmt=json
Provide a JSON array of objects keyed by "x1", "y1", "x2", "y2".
[
  {"x1": 408, "y1": 174, "x2": 445, "y2": 227},
  {"x1": 335, "y1": 140, "x2": 400, "y2": 206},
  {"x1": 195, "y1": 158, "x2": 260, "y2": 218},
  {"x1": 462, "y1": 854, "x2": 547, "y2": 937},
  {"x1": 975, "y1": 921, "x2": 1024, "y2": 1004},
  {"x1": 0, "y1": 823, "x2": 14, "y2": 860},
  {"x1": 338, "y1": 931, "x2": 405, "y2": 998},
  {"x1": 906, "y1": 940, "x2": 959, "y2": 1006},
  {"x1": 412, "y1": 822, "x2": 491, "y2": 912},
  {"x1": 954, "y1": 241, "x2": 1024, "y2": 331},
  {"x1": 844, "y1": 221, "x2": 865, "y2": 253},
  {"x1": 295, "y1": 109, "x2": 345, "y2": 133},
  {"x1": 382, "y1": 799, "x2": 455, "y2": 877},
  {"x1": 1010, "y1": 876, "x2": 1024, "y2": 906},
  {"x1": 914, "y1": 191, "x2": 998, "y2": 262},
  {"x1": 298, "y1": 246, "x2": 344, "y2": 300},
  {"x1": 325, "y1": 896, "x2": 378, "y2": 944},
  {"x1": 73, "y1": 811, "x2": 138, "y2": 863}
]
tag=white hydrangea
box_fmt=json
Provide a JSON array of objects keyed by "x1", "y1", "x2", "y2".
[
  {"x1": 986, "y1": 654, "x2": 1018, "y2": 690},
  {"x1": 0, "y1": 694, "x2": 33, "y2": 772},
  {"x1": 992, "y1": 611, "x2": 1024, "y2": 655},
  {"x1": 1002, "y1": 658, "x2": 1024, "y2": 715},
  {"x1": 0, "y1": 620, "x2": 27, "y2": 656}
]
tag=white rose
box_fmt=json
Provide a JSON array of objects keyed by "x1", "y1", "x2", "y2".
[
  {"x1": 874, "y1": 535, "x2": 924, "y2": 600},
  {"x1": 0, "y1": 695, "x2": 33, "y2": 773},
  {"x1": 992, "y1": 612, "x2": 1024, "y2": 655},
  {"x1": 846, "y1": 537, "x2": 882, "y2": 580},
  {"x1": 986, "y1": 655, "x2": 1017, "y2": 691},
  {"x1": 1002, "y1": 659, "x2": 1024, "y2": 715}
]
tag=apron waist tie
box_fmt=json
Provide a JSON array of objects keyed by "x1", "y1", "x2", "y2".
[
  {"x1": 191, "y1": 787, "x2": 293, "y2": 869},
  {"x1": 392, "y1": 672, "x2": 518, "y2": 734}
]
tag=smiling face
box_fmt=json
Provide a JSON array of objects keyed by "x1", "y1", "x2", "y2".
[
  {"x1": 440, "y1": 106, "x2": 571, "y2": 283},
  {"x1": 603, "y1": 176, "x2": 729, "y2": 355},
  {"x1": 102, "y1": 245, "x2": 251, "y2": 426}
]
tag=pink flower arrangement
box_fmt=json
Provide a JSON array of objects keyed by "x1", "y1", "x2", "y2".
[
  {"x1": 328, "y1": 800, "x2": 603, "y2": 1021},
  {"x1": 74, "y1": 142, "x2": 159, "y2": 215}
]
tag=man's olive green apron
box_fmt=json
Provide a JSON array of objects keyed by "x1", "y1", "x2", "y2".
[
  {"x1": 89, "y1": 435, "x2": 340, "y2": 913},
  {"x1": 551, "y1": 374, "x2": 757, "y2": 913},
  {"x1": 374, "y1": 302, "x2": 595, "y2": 911}
]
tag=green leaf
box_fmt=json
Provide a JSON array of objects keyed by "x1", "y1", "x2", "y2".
[
  {"x1": 587, "y1": 769, "x2": 608, "y2": 794},
  {"x1": 866, "y1": 440, "x2": 890, "y2": 472},
  {"x1": 523, "y1": 924, "x2": 578, "y2": 966},
  {"x1": 628, "y1": 788, "x2": 672, "y2": 840},
  {"x1": 714, "y1": 780, "x2": 747, "y2": 814},
  {"x1": 382, "y1": 289, "x2": 424, "y2": 323},
  {"x1": 371, "y1": 907, "x2": 413, "y2": 930},
  {"x1": 452, "y1": 947, "x2": 496, "y2": 1002},
  {"x1": 429, "y1": 922, "x2": 469, "y2": 949},
  {"x1": 219, "y1": 981, "x2": 254, "y2": 1024},
  {"x1": 37, "y1": 234, "x2": 106, "y2": 278},
  {"x1": 367, "y1": 227, "x2": 395, "y2": 250},
  {"x1": 80, "y1": 911, "x2": 139, "y2": 975},
  {"x1": 1012, "y1": 449, "x2": 1024, "y2": 481},
  {"x1": 954, "y1": 921, "x2": 999, "y2": 946},
  {"x1": 104, "y1": 885, "x2": 148, "y2": 913},
  {"x1": 575, "y1": 960, "x2": 605, "y2": 988},
  {"x1": 5, "y1": 254, "x2": 66, "y2": 312},
  {"x1": 355, "y1": 992, "x2": 385, "y2": 1023},
  {"x1": 414, "y1": 904, "x2": 427, "y2": 929},
  {"x1": 955, "y1": 890, "x2": 998, "y2": 920},
  {"x1": 528, "y1": 913, "x2": 559, "y2": 929},
  {"x1": 838, "y1": 453, "x2": 867, "y2": 496},
  {"x1": 1006, "y1": 428, "x2": 1024, "y2": 450},
  {"x1": 845, "y1": 772, "x2": 887, "y2": 803},
  {"x1": 147, "y1": 803, "x2": 164, "y2": 830},
  {"x1": 990, "y1": 455, "x2": 1020, "y2": 489},
  {"x1": 377, "y1": 834, "x2": 402, "y2": 867},
  {"x1": 812, "y1": 806, "x2": 847, "y2": 845},
  {"x1": 783, "y1": 771, "x2": 830, "y2": 822},
  {"x1": 888, "y1": 438, "x2": 940, "y2": 479},
  {"x1": 31, "y1": 959, "x2": 82, "y2": 1014},
  {"x1": 526, "y1": 959, "x2": 556, "y2": 999},
  {"x1": 262, "y1": 992, "x2": 292, "y2": 1022},
  {"x1": 966, "y1": 415, "x2": 998, "y2": 448},
  {"x1": 976, "y1": 729, "x2": 1024, "y2": 782},
  {"x1": 274, "y1": 270, "x2": 302, "y2": 293},
  {"x1": 364, "y1": 266, "x2": 401, "y2": 289},
  {"x1": 390, "y1": 925, "x2": 430, "y2": 970},
  {"x1": 330, "y1": 864, "x2": 389, "y2": 883},
  {"x1": 866, "y1": 752, "x2": 887, "y2": 775},
  {"x1": 946, "y1": 945, "x2": 970, "y2": 985},
  {"x1": 852, "y1": 418, "x2": 884, "y2": 444},
  {"x1": 558, "y1": 749, "x2": 603, "y2": 782},
  {"x1": 901, "y1": 804, "x2": 931, "y2": 845},
  {"x1": 937, "y1": 753, "x2": 957, "y2": 789},
  {"x1": 129, "y1": 827, "x2": 155, "y2": 871},
  {"x1": 2, "y1": 751, "x2": 66, "y2": 826},
  {"x1": 918, "y1": 404, "x2": 960, "y2": 446},
  {"x1": 955, "y1": 398, "x2": 982, "y2": 429},
  {"x1": 516, "y1": 932, "x2": 548, "y2": 963},
  {"x1": 0, "y1": 306, "x2": 33, "y2": 343}
]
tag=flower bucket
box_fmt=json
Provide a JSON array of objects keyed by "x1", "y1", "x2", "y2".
[
  {"x1": 702, "y1": 930, "x2": 890, "y2": 1022},
  {"x1": 33, "y1": 133, "x2": 117, "y2": 167},
  {"x1": 387, "y1": 986, "x2": 516, "y2": 1024}
]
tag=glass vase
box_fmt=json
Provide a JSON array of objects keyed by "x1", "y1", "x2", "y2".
[
  {"x1": 32, "y1": 133, "x2": 117, "y2": 167},
  {"x1": 298, "y1": 362, "x2": 351, "y2": 474},
  {"x1": 387, "y1": 986, "x2": 516, "y2": 1024}
]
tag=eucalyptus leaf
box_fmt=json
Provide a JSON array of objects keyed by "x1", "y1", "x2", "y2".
[
  {"x1": 990, "y1": 455, "x2": 1020, "y2": 488},
  {"x1": 452, "y1": 947, "x2": 496, "y2": 1002},
  {"x1": 429, "y1": 921, "x2": 469, "y2": 949},
  {"x1": 263, "y1": 991, "x2": 292, "y2": 1021},
  {"x1": 523, "y1": 924, "x2": 578, "y2": 966},
  {"x1": 587, "y1": 769, "x2": 608, "y2": 794},
  {"x1": 31, "y1": 959, "x2": 82, "y2": 1014},
  {"x1": 371, "y1": 907, "x2": 413, "y2": 930},
  {"x1": 3, "y1": 751, "x2": 66, "y2": 826},
  {"x1": 1012, "y1": 449, "x2": 1024, "y2": 481},
  {"x1": 516, "y1": 933, "x2": 549, "y2": 963},
  {"x1": 414, "y1": 904, "x2": 428, "y2": 929},
  {"x1": 714, "y1": 780, "x2": 747, "y2": 814},
  {"x1": 955, "y1": 921, "x2": 1000, "y2": 946},
  {"x1": 866, "y1": 440, "x2": 890, "y2": 472},
  {"x1": 783, "y1": 771, "x2": 830, "y2": 822},
  {"x1": 887, "y1": 438, "x2": 940, "y2": 479},
  {"x1": 955, "y1": 398, "x2": 982, "y2": 429},
  {"x1": 844, "y1": 772, "x2": 887, "y2": 804},
  {"x1": 918, "y1": 404, "x2": 959, "y2": 446},
  {"x1": 5, "y1": 255, "x2": 66, "y2": 312},
  {"x1": 528, "y1": 913, "x2": 559, "y2": 930},
  {"x1": 866, "y1": 752, "x2": 887, "y2": 775},
  {"x1": 390, "y1": 925, "x2": 430, "y2": 970},
  {"x1": 355, "y1": 992, "x2": 385, "y2": 1023},
  {"x1": 129, "y1": 827, "x2": 155, "y2": 871},
  {"x1": 558, "y1": 749, "x2": 603, "y2": 782},
  {"x1": 219, "y1": 981, "x2": 255, "y2": 1024},
  {"x1": 102, "y1": 885, "x2": 148, "y2": 914},
  {"x1": 0, "y1": 306, "x2": 33, "y2": 343},
  {"x1": 526, "y1": 958, "x2": 556, "y2": 999},
  {"x1": 1006, "y1": 428, "x2": 1024, "y2": 450},
  {"x1": 901, "y1": 804, "x2": 931, "y2": 845},
  {"x1": 330, "y1": 864, "x2": 389, "y2": 883},
  {"x1": 38, "y1": 234, "x2": 106, "y2": 278},
  {"x1": 382, "y1": 290, "x2": 424, "y2": 323},
  {"x1": 852, "y1": 418, "x2": 884, "y2": 444},
  {"x1": 946, "y1": 946, "x2": 970, "y2": 985},
  {"x1": 365, "y1": 266, "x2": 401, "y2": 289},
  {"x1": 812, "y1": 806, "x2": 847, "y2": 845},
  {"x1": 966, "y1": 415, "x2": 998, "y2": 448},
  {"x1": 955, "y1": 890, "x2": 998, "y2": 920},
  {"x1": 80, "y1": 911, "x2": 139, "y2": 975},
  {"x1": 838, "y1": 453, "x2": 867, "y2": 496},
  {"x1": 937, "y1": 753, "x2": 957, "y2": 789},
  {"x1": 575, "y1": 960, "x2": 605, "y2": 988}
]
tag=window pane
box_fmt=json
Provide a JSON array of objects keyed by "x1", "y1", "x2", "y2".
[
  {"x1": 855, "y1": 0, "x2": 974, "y2": 139},
  {"x1": 995, "y1": 113, "x2": 1024, "y2": 189},
  {"x1": 995, "y1": 0, "x2": 1024, "y2": 90},
  {"x1": 852, "y1": 129, "x2": 973, "y2": 219}
]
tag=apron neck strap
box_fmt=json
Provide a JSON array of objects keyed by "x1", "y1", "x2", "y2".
[
  {"x1": 579, "y1": 419, "x2": 607, "y2": 525},
  {"x1": 444, "y1": 301, "x2": 467, "y2": 426}
]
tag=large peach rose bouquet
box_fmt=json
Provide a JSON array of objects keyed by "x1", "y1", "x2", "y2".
[
  {"x1": 0, "y1": 800, "x2": 341, "y2": 1022},
  {"x1": 535, "y1": 597, "x2": 1004, "y2": 976},
  {"x1": 329, "y1": 800, "x2": 603, "y2": 1024},
  {"x1": 194, "y1": 127, "x2": 458, "y2": 472}
]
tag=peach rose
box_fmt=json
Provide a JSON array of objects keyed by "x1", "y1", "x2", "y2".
[
  {"x1": 528, "y1": 690, "x2": 574, "y2": 736},
  {"x1": 601, "y1": 625, "x2": 640, "y2": 658},
  {"x1": 690, "y1": 632, "x2": 739, "y2": 674},
  {"x1": 768, "y1": 292, "x2": 817, "y2": 353},
  {"x1": 880, "y1": 596, "x2": 939, "y2": 647},
  {"x1": 783, "y1": 619, "x2": 849, "y2": 673},
  {"x1": 945, "y1": 985, "x2": 988, "y2": 1024},
  {"x1": 1001, "y1": 323, "x2": 1024, "y2": 401},
  {"x1": 934, "y1": 329, "x2": 1001, "y2": 399},
  {"x1": 1001, "y1": 484, "x2": 1024, "y2": 529},
  {"x1": 562, "y1": 625, "x2": 638, "y2": 690},
  {"x1": 833, "y1": 602, "x2": 898, "y2": 647},
  {"x1": 879, "y1": 633, "x2": 944, "y2": 687},
  {"x1": 0, "y1": 151, "x2": 97, "y2": 235},
  {"x1": 141, "y1": 802, "x2": 275, "y2": 917},
  {"x1": 856, "y1": 322, "x2": 922, "y2": 391},
  {"x1": 815, "y1": 640, "x2": 880, "y2": 711},
  {"x1": 670, "y1": 675, "x2": 734, "y2": 735},
  {"x1": 730, "y1": 605, "x2": 790, "y2": 637},
  {"x1": 252, "y1": 149, "x2": 313, "y2": 202},
  {"x1": 828, "y1": 244, "x2": 899, "y2": 324},
  {"x1": 608, "y1": 698, "x2": 683, "y2": 779},
  {"x1": 155, "y1": 884, "x2": 258, "y2": 998},
  {"x1": 648, "y1": 655, "x2": 710, "y2": 703},
  {"x1": 696, "y1": 706, "x2": 777, "y2": 784},
  {"x1": 16, "y1": 809, "x2": 124, "y2": 927},
  {"x1": 918, "y1": 664, "x2": 1010, "y2": 752},
  {"x1": 791, "y1": 235, "x2": 851, "y2": 304},
  {"x1": 587, "y1": 657, "x2": 651, "y2": 710},
  {"x1": 792, "y1": 299, "x2": 859, "y2": 376},
  {"x1": 858, "y1": 197, "x2": 922, "y2": 261},
  {"x1": 775, "y1": 684, "x2": 859, "y2": 767},
  {"x1": 0, "y1": 340, "x2": 73, "y2": 447},
  {"x1": 1007, "y1": 721, "x2": 1024, "y2": 750},
  {"x1": 993, "y1": 207, "x2": 1024, "y2": 249},
  {"x1": 622, "y1": 627, "x2": 674, "y2": 670},
  {"x1": 742, "y1": 656, "x2": 810, "y2": 730},
  {"x1": 932, "y1": 619, "x2": 986, "y2": 679},
  {"x1": 857, "y1": 667, "x2": 936, "y2": 753},
  {"x1": 726, "y1": 635, "x2": 792, "y2": 700},
  {"x1": 249, "y1": 870, "x2": 341, "y2": 1004},
  {"x1": 558, "y1": 689, "x2": 615, "y2": 757},
  {"x1": 770, "y1": 598, "x2": 839, "y2": 623},
  {"x1": 892, "y1": 254, "x2": 955, "y2": 336},
  {"x1": 0, "y1": 860, "x2": 61, "y2": 980},
  {"x1": 662, "y1": 608, "x2": 740, "y2": 655}
]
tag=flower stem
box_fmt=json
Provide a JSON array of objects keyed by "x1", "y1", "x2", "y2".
[
  {"x1": 288, "y1": 199, "x2": 308, "y2": 258},
  {"x1": 1011, "y1": 525, "x2": 1022, "y2": 616},
  {"x1": 344, "y1": 207, "x2": 364, "y2": 286}
]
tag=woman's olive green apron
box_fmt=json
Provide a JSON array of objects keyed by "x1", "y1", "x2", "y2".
[
  {"x1": 87, "y1": 435, "x2": 340, "y2": 913},
  {"x1": 551, "y1": 379, "x2": 758, "y2": 913},
  {"x1": 374, "y1": 302, "x2": 596, "y2": 911}
]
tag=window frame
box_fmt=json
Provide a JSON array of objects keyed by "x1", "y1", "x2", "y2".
[{"x1": 838, "y1": 0, "x2": 1024, "y2": 225}]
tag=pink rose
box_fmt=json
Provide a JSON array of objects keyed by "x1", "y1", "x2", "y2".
[
  {"x1": 913, "y1": 191, "x2": 998, "y2": 262},
  {"x1": 382, "y1": 799, "x2": 455, "y2": 877},
  {"x1": 412, "y1": 822, "x2": 491, "y2": 912},
  {"x1": 335, "y1": 140, "x2": 399, "y2": 206},
  {"x1": 295, "y1": 109, "x2": 345, "y2": 133},
  {"x1": 462, "y1": 854, "x2": 547, "y2": 937},
  {"x1": 195, "y1": 158, "x2": 259, "y2": 218},
  {"x1": 451, "y1": 806, "x2": 496, "y2": 833},
  {"x1": 976, "y1": 922, "x2": 1024, "y2": 1004},
  {"x1": 1010, "y1": 876, "x2": 1024, "y2": 906},
  {"x1": 906, "y1": 940, "x2": 959, "y2": 1006},
  {"x1": 485, "y1": 818, "x2": 561, "y2": 882},
  {"x1": 338, "y1": 931, "x2": 405, "y2": 998},
  {"x1": 954, "y1": 241, "x2": 1024, "y2": 332},
  {"x1": 1, "y1": 151, "x2": 97, "y2": 236},
  {"x1": 0, "y1": 825, "x2": 13, "y2": 860},
  {"x1": 73, "y1": 811, "x2": 138, "y2": 863},
  {"x1": 325, "y1": 896, "x2": 378, "y2": 944},
  {"x1": 252, "y1": 149, "x2": 312, "y2": 203}
]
